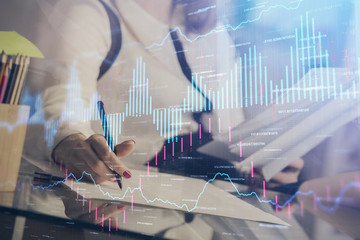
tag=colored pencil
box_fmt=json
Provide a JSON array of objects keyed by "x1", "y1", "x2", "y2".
[
  {"x1": 10, "y1": 56, "x2": 26, "y2": 104},
  {"x1": 3, "y1": 55, "x2": 20, "y2": 104},
  {"x1": 13, "y1": 56, "x2": 30, "y2": 104},
  {"x1": 0, "y1": 59, "x2": 12, "y2": 103},
  {"x1": 0, "y1": 51, "x2": 7, "y2": 87}
]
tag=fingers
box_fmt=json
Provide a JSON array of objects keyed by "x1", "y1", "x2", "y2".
[
  {"x1": 66, "y1": 161, "x2": 106, "y2": 183},
  {"x1": 53, "y1": 134, "x2": 112, "y2": 183},
  {"x1": 279, "y1": 158, "x2": 305, "y2": 173},
  {"x1": 71, "y1": 139, "x2": 115, "y2": 183},
  {"x1": 85, "y1": 134, "x2": 111, "y2": 159},
  {"x1": 270, "y1": 158, "x2": 304, "y2": 184},
  {"x1": 86, "y1": 134, "x2": 133, "y2": 179},
  {"x1": 115, "y1": 140, "x2": 136, "y2": 157},
  {"x1": 288, "y1": 157, "x2": 305, "y2": 169},
  {"x1": 54, "y1": 133, "x2": 134, "y2": 183},
  {"x1": 271, "y1": 171, "x2": 300, "y2": 184},
  {"x1": 79, "y1": 161, "x2": 110, "y2": 184}
]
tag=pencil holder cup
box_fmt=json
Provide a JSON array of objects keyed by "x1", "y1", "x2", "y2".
[{"x1": 0, "y1": 104, "x2": 29, "y2": 191}]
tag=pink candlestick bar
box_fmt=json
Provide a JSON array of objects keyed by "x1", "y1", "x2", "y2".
[
  {"x1": 116, "y1": 217, "x2": 118, "y2": 231},
  {"x1": 287, "y1": 203, "x2": 291, "y2": 219},
  {"x1": 164, "y1": 146, "x2": 166, "y2": 160},
  {"x1": 123, "y1": 210, "x2": 126, "y2": 224},
  {"x1": 190, "y1": 131, "x2": 192, "y2": 146},
  {"x1": 275, "y1": 195, "x2": 278, "y2": 213},
  {"x1": 239, "y1": 141, "x2": 242, "y2": 158},
  {"x1": 181, "y1": 138, "x2": 183, "y2": 152},
  {"x1": 199, "y1": 124, "x2": 202, "y2": 139},
  {"x1": 209, "y1": 118, "x2": 211, "y2": 133},
  {"x1": 102, "y1": 214, "x2": 104, "y2": 227},
  {"x1": 218, "y1": 118, "x2": 221, "y2": 133},
  {"x1": 251, "y1": 161, "x2": 254, "y2": 178},
  {"x1": 131, "y1": 195, "x2": 133, "y2": 212},
  {"x1": 65, "y1": 169, "x2": 68, "y2": 179},
  {"x1": 71, "y1": 179, "x2": 73, "y2": 190},
  {"x1": 83, "y1": 193, "x2": 85, "y2": 207},
  {"x1": 95, "y1": 207, "x2": 98, "y2": 220},
  {"x1": 229, "y1": 126, "x2": 231, "y2": 142},
  {"x1": 172, "y1": 142, "x2": 174, "y2": 157},
  {"x1": 263, "y1": 180, "x2": 266, "y2": 198},
  {"x1": 155, "y1": 152, "x2": 158, "y2": 166},
  {"x1": 109, "y1": 218, "x2": 111, "y2": 232},
  {"x1": 89, "y1": 200, "x2": 92, "y2": 214}
]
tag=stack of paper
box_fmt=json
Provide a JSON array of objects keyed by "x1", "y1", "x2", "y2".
[
  {"x1": 199, "y1": 68, "x2": 360, "y2": 181},
  {"x1": 62, "y1": 169, "x2": 288, "y2": 225}
]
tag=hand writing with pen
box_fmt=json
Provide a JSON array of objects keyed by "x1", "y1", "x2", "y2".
[{"x1": 53, "y1": 133, "x2": 135, "y2": 184}]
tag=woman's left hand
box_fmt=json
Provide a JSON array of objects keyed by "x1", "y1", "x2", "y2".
[{"x1": 270, "y1": 158, "x2": 305, "y2": 185}]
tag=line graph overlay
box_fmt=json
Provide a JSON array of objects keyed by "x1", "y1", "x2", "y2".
[
  {"x1": 27, "y1": 170, "x2": 284, "y2": 224},
  {"x1": 136, "y1": 0, "x2": 305, "y2": 49},
  {"x1": 24, "y1": 170, "x2": 359, "y2": 214}
]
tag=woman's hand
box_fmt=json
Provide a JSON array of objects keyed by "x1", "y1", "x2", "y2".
[
  {"x1": 243, "y1": 157, "x2": 304, "y2": 186},
  {"x1": 251, "y1": 158, "x2": 304, "y2": 188},
  {"x1": 271, "y1": 158, "x2": 304, "y2": 184},
  {"x1": 53, "y1": 133, "x2": 135, "y2": 184}
]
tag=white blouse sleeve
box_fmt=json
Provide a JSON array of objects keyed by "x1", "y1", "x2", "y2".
[{"x1": 28, "y1": 0, "x2": 111, "y2": 153}]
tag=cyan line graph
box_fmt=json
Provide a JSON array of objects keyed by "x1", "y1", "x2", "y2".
[
  {"x1": 139, "y1": 0, "x2": 305, "y2": 49},
  {"x1": 23, "y1": 170, "x2": 359, "y2": 213}
]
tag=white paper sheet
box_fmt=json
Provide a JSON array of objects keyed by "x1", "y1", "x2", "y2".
[
  {"x1": 62, "y1": 169, "x2": 288, "y2": 226},
  {"x1": 198, "y1": 68, "x2": 360, "y2": 181}
]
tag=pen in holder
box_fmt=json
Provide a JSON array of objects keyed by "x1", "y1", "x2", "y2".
[{"x1": 0, "y1": 104, "x2": 29, "y2": 191}]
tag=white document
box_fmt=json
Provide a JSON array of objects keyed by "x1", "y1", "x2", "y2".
[
  {"x1": 62, "y1": 169, "x2": 288, "y2": 226},
  {"x1": 198, "y1": 68, "x2": 360, "y2": 181}
]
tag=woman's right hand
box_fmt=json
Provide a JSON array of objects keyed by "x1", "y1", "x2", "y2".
[{"x1": 53, "y1": 133, "x2": 134, "y2": 184}]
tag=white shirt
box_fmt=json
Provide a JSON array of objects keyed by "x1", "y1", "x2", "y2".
[{"x1": 24, "y1": 0, "x2": 245, "y2": 168}]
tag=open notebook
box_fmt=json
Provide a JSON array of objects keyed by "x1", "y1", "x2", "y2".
[
  {"x1": 198, "y1": 68, "x2": 360, "y2": 181},
  {"x1": 62, "y1": 169, "x2": 288, "y2": 226}
]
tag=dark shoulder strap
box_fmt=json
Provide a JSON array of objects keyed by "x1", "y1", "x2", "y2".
[
  {"x1": 170, "y1": 30, "x2": 212, "y2": 118},
  {"x1": 97, "y1": 0, "x2": 122, "y2": 80}
]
